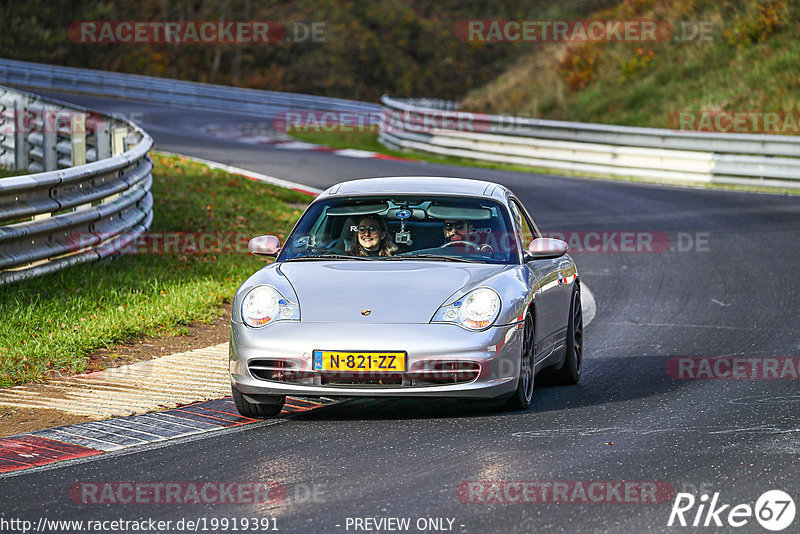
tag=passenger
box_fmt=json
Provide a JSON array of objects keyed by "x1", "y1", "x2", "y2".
[{"x1": 347, "y1": 216, "x2": 397, "y2": 257}]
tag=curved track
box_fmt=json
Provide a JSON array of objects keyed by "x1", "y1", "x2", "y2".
[{"x1": 5, "y1": 94, "x2": 800, "y2": 533}]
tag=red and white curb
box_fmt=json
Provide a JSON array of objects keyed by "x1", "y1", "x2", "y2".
[
  {"x1": 257, "y1": 139, "x2": 413, "y2": 162},
  {"x1": 0, "y1": 396, "x2": 334, "y2": 476},
  {"x1": 203, "y1": 124, "x2": 416, "y2": 163}
]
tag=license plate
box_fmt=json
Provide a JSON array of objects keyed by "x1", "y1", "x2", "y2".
[{"x1": 313, "y1": 351, "x2": 406, "y2": 372}]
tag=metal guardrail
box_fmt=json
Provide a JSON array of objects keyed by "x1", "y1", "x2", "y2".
[
  {"x1": 379, "y1": 96, "x2": 800, "y2": 189},
  {"x1": 0, "y1": 59, "x2": 382, "y2": 286},
  {"x1": 0, "y1": 86, "x2": 153, "y2": 285},
  {"x1": 3, "y1": 60, "x2": 797, "y2": 189},
  {"x1": 0, "y1": 58, "x2": 381, "y2": 116}
]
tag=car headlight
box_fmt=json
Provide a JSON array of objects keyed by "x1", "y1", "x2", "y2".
[
  {"x1": 241, "y1": 285, "x2": 299, "y2": 328},
  {"x1": 432, "y1": 288, "x2": 501, "y2": 331}
]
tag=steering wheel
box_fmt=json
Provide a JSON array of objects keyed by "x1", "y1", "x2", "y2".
[
  {"x1": 440, "y1": 240, "x2": 481, "y2": 250},
  {"x1": 440, "y1": 240, "x2": 495, "y2": 254}
]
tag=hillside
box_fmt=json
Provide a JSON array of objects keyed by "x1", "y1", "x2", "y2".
[
  {"x1": 0, "y1": 0, "x2": 614, "y2": 102},
  {"x1": 461, "y1": 0, "x2": 800, "y2": 131}
]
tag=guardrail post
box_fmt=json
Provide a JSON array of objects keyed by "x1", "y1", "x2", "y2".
[
  {"x1": 70, "y1": 113, "x2": 86, "y2": 166},
  {"x1": 31, "y1": 104, "x2": 55, "y2": 221},
  {"x1": 101, "y1": 126, "x2": 129, "y2": 205},
  {"x1": 0, "y1": 97, "x2": 10, "y2": 169},
  {"x1": 96, "y1": 120, "x2": 111, "y2": 160},
  {"x1": 43, "y1": 105, "x2": 57, "y2": 171},
  {"x1": 70, "y1": 112, "x2": 91, "y2": 212},
  {"x1": 112, "y1": 127, "x2": 127, "y2": 156},
  {"x1": 14, "y1": 96, "x2": 29, "y2": 171}
]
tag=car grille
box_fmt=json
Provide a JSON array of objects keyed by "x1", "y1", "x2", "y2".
[
  {"x1": 248, "y1": 359, "x2": 304, "y2": 381},
  {"x1": 408, "y1": 360, "x2": 481, "y2": 386},
  {"x1": 321, "y1": 373, "x2": 404, "y2": 387},
  {"x1": 248, "y1": 359, "x2": 481, "y2": 387}
]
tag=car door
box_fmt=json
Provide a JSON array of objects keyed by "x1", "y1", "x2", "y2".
[{"x1": 509, "y1": 198, "x2": 564, "y2": 359}]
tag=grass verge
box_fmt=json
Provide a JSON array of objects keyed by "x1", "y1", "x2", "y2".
[
  {"x1": 0, "y1": 152, "x2": 310, "y2": 387},
  {"x1": 287, "y1": 129, "x2": 800, "y2": 196}
]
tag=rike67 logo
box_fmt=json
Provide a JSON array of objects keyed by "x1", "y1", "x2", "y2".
[{"x1": 668, "y1": 490, "x2": 795, "y2": 531}]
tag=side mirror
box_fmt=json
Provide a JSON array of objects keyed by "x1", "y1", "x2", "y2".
[
  {"x1": 248, "y1": 235, "x2": 281, "y2": 257},
  {"x1": 526, "y1": 238, "x2": 568, "y2": 260}
]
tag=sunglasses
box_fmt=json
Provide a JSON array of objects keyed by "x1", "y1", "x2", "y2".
[
  {"x1": 444, "y1": 222, "x2": 466, "y2": 231},
  {"x1": 358, "y1": 225, "x2": 380, "y2": 234}
]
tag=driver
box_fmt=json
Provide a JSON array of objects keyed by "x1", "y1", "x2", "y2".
[
  {"x1": 443, "y1": 219, "x2": 472, "y2": 244},
  {"x1": 442, "y1": 219, "x2": 492, "y2": 253},
  {"x1": 442, "y1": 219, "x2": 473, "y2": 244}
]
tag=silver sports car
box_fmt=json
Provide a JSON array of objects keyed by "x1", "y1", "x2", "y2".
[{"x1": 229, "y1": 176, "x2": 582, "y2": 416}]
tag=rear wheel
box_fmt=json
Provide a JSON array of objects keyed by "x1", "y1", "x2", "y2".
[
  {"x1": 550, "y1": 285, "x2": 583, "y2": 385},
  {"x1": 504, "y1": 312, "x2": 535, "y2": 411},
  {"x1": 231, "y1": 387, "x2": 285, "y2": 418}
]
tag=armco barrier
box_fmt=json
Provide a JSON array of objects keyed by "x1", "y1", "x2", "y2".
[
  {"x1": 2, "y1": 60, "x2": 796, "y2": 190},
  {"x1": 379, "y1": 96, "x2": 800, "y2": 189},
  {"x1": 0, "y1": 86, "x2": 153, "y2": 285},
  {"x1": 0, "y1": 58, "x2": 381, "y2": 117}
]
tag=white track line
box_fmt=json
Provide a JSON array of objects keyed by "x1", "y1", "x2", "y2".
[{"x1": 156, "y1": 151, "x2": 322, "y2": 196}]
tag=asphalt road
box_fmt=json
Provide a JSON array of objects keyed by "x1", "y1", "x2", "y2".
[{"x1": 4, "y1": 93, "x2": 800, "y2": 533}]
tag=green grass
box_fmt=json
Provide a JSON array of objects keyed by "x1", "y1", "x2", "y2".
[
  {"x1": 0, "y1": 152, "x2": 310, "y2": 387},
  {"x1": 288, "y1": 129, "x2": 800, "y2": 196},
  {"x1": 0, "y1": 168, "x2": 22, "y2": 178}
]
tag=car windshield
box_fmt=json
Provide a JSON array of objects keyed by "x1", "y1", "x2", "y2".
[{"x1": 278, "y1": 195, "x2": 521, "y2": 264}]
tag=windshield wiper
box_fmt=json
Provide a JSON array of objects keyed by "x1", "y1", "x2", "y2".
[
  {"x1": 285, "y1": 254, "x2": 373, "y2": 261},
  {"x1": 385, "y1": 254, "x2": 478, "y2": 263}
]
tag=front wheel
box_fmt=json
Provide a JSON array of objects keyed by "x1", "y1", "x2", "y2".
[
  {"x1": 550, "y1": 285, "x2": 583, "y2": 385},
  {"x1": 231, "y1": 387, "x2": 285, "y2": 418},
  {"x1": 504, "y1": 312, "x2": 535, "y2": 411}
]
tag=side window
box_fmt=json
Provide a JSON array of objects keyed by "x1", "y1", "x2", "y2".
[{"x1": 509, "y1": 200, "x2": 536, "y2": 251}]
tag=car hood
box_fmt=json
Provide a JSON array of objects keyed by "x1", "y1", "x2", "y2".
[{"x1": 278, "y1": 261, "x2": 505, "y2": 323}]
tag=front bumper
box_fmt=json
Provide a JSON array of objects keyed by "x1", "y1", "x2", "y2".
[{"x1": 230, "y1": 320, "x2": 523, "y2": 399}]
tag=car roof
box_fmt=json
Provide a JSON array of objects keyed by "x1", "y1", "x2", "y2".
[{"x1": 320, "y1": 176, "x2": 509, "y2": 199}]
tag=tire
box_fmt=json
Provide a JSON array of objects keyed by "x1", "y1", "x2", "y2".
[
  {"x1": 231, "y1": 387, "x2": 285, "y2": 418},
  {"x1": 550, "y1": 285, "x2": 583, "y2": 385},
  {"x1": 504, "y1": 312, "x2": 535, "y2": 411}
]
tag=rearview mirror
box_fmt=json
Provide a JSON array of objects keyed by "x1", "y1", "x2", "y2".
[
  {"x1": 248, "y1": 235, "x2": 281, "y2": 256},
  {"x1": 526, "y1": 238, "x2": 568, "y2": 260}
]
